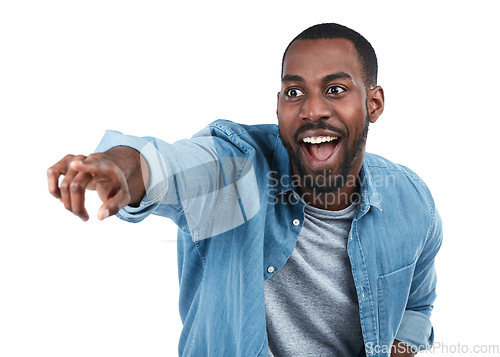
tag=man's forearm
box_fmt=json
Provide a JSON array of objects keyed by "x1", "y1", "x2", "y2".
[{"x1": 391, "y1": 340, "x2": 416, "y2": 357}]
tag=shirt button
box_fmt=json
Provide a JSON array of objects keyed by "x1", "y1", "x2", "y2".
[
  {"x1": 292, "y1": 219, "x2": 300, "y2": 226},
  {"x1": 267, "y1": 266, "x2": 275, "y2": 273}
]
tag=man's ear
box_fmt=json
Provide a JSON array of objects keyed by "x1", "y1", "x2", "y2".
[
  {"x1": 276, "y1": 91, "x2": 280, "y2": 118},
  {"x1": 367, "y1": 86, "x2": 384, "y2": 123}
]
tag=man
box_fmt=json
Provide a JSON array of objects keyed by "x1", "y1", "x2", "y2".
[{"x1": 48, "y1": 23, "x2": 442, "y2": 356}]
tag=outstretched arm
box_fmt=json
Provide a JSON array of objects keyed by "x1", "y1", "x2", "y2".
[{"x1": 47, "y1": 146, "x2": 149, "y2": 221}]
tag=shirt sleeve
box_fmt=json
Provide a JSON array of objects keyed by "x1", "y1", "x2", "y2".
[
  {"x1": 94, "y1": 124, "x2": 261, "y2": 241},
  {"x1": 95, "y1": 130, "x2": 171, "y2": 223},
  {"x1": 395, "y1": 205, "x2": 443, "y2": 352}
]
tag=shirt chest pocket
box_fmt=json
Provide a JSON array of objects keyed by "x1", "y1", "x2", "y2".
[{"x1": 376, "y1": 261, "x2": 416, "y2": 342}]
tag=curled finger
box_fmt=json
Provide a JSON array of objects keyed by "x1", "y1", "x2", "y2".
[
  {"x1": 47, "y1": 154, "x2": 76, "y2": 199},
  {"x1": 59, "y1": 155, "x2": 87, "y2": 212},
  {"x1": 69, "y1": 171, "x2": 93, "y2": 221}
]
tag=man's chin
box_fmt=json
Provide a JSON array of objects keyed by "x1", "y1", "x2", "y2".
[
  {"x1": 292, "y1": 165, "x2": 349, "y2": 193},
  {"x1": 304, "y1": 176, "x2": 347, "y2": 193}
]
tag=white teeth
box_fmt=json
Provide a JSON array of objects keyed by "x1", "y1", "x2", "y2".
[{"x1": 302, "y1": 136, "x2": 339, "y2": 144}]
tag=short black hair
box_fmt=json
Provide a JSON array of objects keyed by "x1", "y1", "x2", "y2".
[{"x1": 281, "y1": 23, "x2": 378, "y2": 89}]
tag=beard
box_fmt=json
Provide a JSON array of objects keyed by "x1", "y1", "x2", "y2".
[{"x1": 279, "y1": 114, "x2": 370, "y2": 193}]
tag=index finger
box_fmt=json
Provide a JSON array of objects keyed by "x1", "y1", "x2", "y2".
[{"x1": 70, "y1": 154, "x2": 112, "y2": 177}]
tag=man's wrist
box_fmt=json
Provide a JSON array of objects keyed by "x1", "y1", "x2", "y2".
[
  {"x1": 104, "y1": 146, "x2": 148, "y2": 207},
  {"x1": 391, "y1": 339, "x2": 417, "y2": 357}
]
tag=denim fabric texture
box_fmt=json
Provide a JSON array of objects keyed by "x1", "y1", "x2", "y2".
[{"x1": 95, "y1": 119, "x2": 443, "y2": 357}]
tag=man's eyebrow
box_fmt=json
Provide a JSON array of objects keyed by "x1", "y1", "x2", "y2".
[
  {"x1": 322, "y1": 72, "x2": 353, "y2": 83},
  {"x1": 281, "y1": 72, "x2": 353, "y2": 83},
  {"x1": 281, "y1": 74, "x2": 305, "y2": 83}
]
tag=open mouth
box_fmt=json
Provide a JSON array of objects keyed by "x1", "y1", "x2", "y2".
[{"x1": 301, "y1": 135, "x2": 340, "y2": 162}]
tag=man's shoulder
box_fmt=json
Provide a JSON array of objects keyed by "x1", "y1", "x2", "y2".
[
  {"x1": 208, "y1": 119, "x2": 279, "y2": 139},
  {"x1": 363, "y1": 152, "x2": 424, "y2": 186},
  {"x1": 363, "y1": 152, "x2": 437, "y2": 207},
  {"x1": 200, "y1": 120, "x2": 280, "y2": 159}
]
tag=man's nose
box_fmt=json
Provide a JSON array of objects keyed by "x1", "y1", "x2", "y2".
[{"x1": 299, "y1": 92, "x2": 332, "y2": 122}]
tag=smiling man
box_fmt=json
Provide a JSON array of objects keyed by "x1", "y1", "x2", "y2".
[
  {"x1": 48, "y1": 24, "x2": 442, "y2": 357},
  {"x1": 277, "y1": 35, "x2": 384, "y2": 212}
]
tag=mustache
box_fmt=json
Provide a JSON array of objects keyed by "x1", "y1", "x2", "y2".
[{"x1": 293, "y1": 122, "x2": 347, "y2": 142}]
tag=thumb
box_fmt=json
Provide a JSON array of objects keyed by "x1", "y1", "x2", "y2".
[{"x1": 97, "y1": 188, "x2": 131, "y2": 220}]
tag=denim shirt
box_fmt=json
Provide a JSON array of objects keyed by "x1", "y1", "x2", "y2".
[{"x1": 96, "y1": 119, "x2": 443, "y2": 357}]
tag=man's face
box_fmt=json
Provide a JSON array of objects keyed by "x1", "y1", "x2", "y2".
[{"x1": 277, "y1": 38, "x2": 381, "y2": 193}]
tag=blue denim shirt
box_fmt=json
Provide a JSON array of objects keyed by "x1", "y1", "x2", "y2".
[{"x1": 96, "y1": 120, "x2": 443, "y2": 357}]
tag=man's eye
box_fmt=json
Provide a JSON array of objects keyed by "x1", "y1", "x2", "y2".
[
  {"x1": 327, "y1": 86, "x2": 346, "y2": 95},
  {"x1": 285, "y1": 88, "x2": 304, "y2": 98}
]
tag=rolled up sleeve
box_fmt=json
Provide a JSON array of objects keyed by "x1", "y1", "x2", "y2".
[
  {"x1": 395, "y1": 310, "x2": 434, "y2": 352},
  {"x1": 95, "y1": 130, "x2": 170, "y2": 223}
]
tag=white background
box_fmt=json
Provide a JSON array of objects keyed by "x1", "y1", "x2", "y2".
[{"x1": 1, "y1": 1, "x2": 499, "y2": 356}]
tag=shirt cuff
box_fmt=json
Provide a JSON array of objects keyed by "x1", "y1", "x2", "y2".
[
  {"x1": 395, "y1": 309, "x2": 434, "y2": 352},
  {"x1": 95, "y1": 130, "x2": 169, "y2": 223}
]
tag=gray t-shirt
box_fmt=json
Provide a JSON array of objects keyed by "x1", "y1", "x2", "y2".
[{"x1": 264, "y1": 201, "x2": 365, "y2": 356}]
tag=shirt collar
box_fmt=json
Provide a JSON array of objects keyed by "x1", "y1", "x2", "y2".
[
  {"x1": 358, "y1": 159, "x2": 383, "y2": 214},
  {"x1": 271, "y1": 134, "x2": 295, "y2": 195}
]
